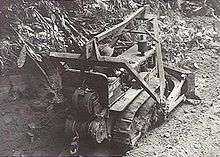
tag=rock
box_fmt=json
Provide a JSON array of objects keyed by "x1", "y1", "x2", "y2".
[
  {"x1": 1, "y1": 111, "x2": 6, "y2": 116},
  {"x1": 208, "y1": 115, "x2": 217, "y2": 120},
  {"x1": 193, "y1": 63, "x2": 200, "y2": 69},
  {"x1": 201, "y1": 108, "x2": 206, "y2": 113},
  {"x1": 190, "y1": 109, "x2": 196, "y2": 113},
  {"x1": 183, "y1": 109, "x2": 189, "y2": 114},
  {"x1": 211, "y1": 55, "x2": 218, "y2": 59},
  {"x1": 166, "y1": 145, "x2": 173, "y2": 149},
  {"x1": 12, "y1": 150, "x2": 24, "y2": 157},
  {"x1": 198, "y1": 120, "x2": 203, "y2": 123},
  {"x1": 182, "y1": 119, "x2": 187, "y2": 124},
  {"x1": 28, "y1": 123, "x2": 36, "y2": 129},
  {"x1": 193, "y1": 144, "x2": 199, "y2": 149},
  {"x1": 27, "y1": 132, "x2": 35, "y2": 143},
  {"x1": 163, "y1": 132, "x2": 171, "y2": 138},
  {"x1": 3, "y1": 114, "x2": 13, "y2": 124},
  {"x1": 207, "y1": 101, "x2": 213, "y2": 106},
  {"x1": 178, "y1": 119, "x2": 183, "y2": 123},
  {"x1": 32, "y1": 150, "x2": 46, "y2": 156}
]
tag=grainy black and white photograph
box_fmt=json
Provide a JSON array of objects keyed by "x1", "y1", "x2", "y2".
[{"x1": 0, "y1": 0, "x2": 220, "y2": 156}]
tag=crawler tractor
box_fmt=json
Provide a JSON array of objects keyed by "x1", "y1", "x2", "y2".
[{"x1": 49, "y1": 6, "x2": 195, "y2": 154}]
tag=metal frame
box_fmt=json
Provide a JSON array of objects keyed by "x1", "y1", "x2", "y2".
[{"x1": 50, "y1": 5, "x2": 194, "y2": 112}]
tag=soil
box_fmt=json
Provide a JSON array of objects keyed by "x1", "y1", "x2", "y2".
[{"x1": 0, "y1": 98, "x2": 66, "y2": 156}]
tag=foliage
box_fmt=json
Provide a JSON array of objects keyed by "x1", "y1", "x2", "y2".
[
  {"x1": 0, "y1": 0, "x2": 220, "y2": 74},
  {"x1": 160, "y1": 14, "x2": 218, "y2": 66},
  {"x1": 0, "y1": 0, "x2": 132, "y2": 74}
]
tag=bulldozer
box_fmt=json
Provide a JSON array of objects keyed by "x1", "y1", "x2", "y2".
[{"x1": 49, "y1": 5, "x2": 195, "y2": 155}]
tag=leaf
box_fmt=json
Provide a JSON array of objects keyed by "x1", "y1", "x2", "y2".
[
  {"x1": 51, "y1": 13, "x2": 56, "y2": 23},
  {"x1": 54, "y1": 24, "x2": 59, "y2": 32},
  {"x1": 205, "y1": 35, "x2": 212, "y2": 40},
  {"x1": 100, "y1": 44, "x2": 114, "y2": 56},
  {"x1": 194, "y1": 63, "x2": 199, "y2": 69},
  {"x1": 116, "y1": 0, "x2": 123, "y2": 9},
  {"x1": 44, "y1": 17, "x2": 53, "y2": 23},
  {"x1": 38, "y1": 31, "x2": 47, "y2": 36},
  {"x1": 25, "y1": 44, "x2": 42, "y2": 62},
  {"x1": 193, "y1": 6, "x2": 203, "y2": 12},
  {"x1": 23, "y1": 25, "x2": 34, "y2": 32},
  {"x1": 34, "y1": 9, "x2": 51, "y2": 31},
  {"x1": 17, "y1": 45, "x2": 27, "y2": 68},
  {"x1": 0, "y1": 57, "x2": 4, "y2": 72},
  {"x1": 95, "y1": 0, "x2": 108, "y2": 10},
  {"x1": 196, "y1": 32, "x2": 202, "y2": 37}
]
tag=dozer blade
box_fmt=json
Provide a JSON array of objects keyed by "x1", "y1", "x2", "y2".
[
  {"x1": 164, "y1": 64, "x2": 196, "y2": 113},
  {"x1": 110, "y1": 65, "x2": 196, "y2": 146}
]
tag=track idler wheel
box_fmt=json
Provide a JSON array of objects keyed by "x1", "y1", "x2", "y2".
[
  {"x1": 70, "y1": 88, "x2": 109, "y2": 144},
  {"x1": 88, "y1": 117, "x2": 108, "y2": 143}
]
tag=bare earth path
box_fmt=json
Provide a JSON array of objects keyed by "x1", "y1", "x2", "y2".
[{"x1": 126, "y1": 48, "x2": 220, "y2": 157}]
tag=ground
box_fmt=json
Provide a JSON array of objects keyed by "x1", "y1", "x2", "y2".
[
  {"x1": 0, "y1": 98, "x2": 65, "y2": 156},
  {"x1": 126, "y1": 47, "x2": 220, "y2": 157}
]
